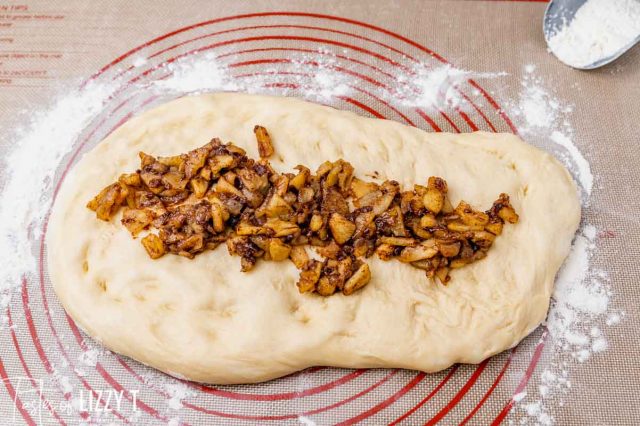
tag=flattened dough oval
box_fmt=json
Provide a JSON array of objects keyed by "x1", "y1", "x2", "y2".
[{"x1": 47, "y1": 93, "x2": 581, "y2": 384}]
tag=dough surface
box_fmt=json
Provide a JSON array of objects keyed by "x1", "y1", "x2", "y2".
[{"x1": 48, "y1": 93, "x2": 580, "y2": 384}]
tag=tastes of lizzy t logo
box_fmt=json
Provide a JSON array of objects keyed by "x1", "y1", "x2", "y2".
[{"x1": 2, "y1": 377, "x2": 139, "y2": 425}]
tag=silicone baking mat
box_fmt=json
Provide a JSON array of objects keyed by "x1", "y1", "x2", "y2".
[{"x1": 1, "y1": 1, "x2": 638, "y2": 425}]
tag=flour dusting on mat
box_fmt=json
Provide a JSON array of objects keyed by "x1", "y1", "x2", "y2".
[
  {"x1": 154, "y1": 49, "x2": 352, "y2": 101},
  {"x1": 524, "y1": 224, "x2": 618, "y2": 424},
  {"x1": 514, "y1": 65, "x2": 564, "y2": 129},
  {"x1": 509, "y1": 66, "x2": 592, "y2": 199},
  {"x1": 78, "y1": 347, "x2": 101, "y2": 367},
  {"x1": 0, "y1": 82, "x2": 114, "y2": 317},
  {"x1": 154, "y1": 53, "x2": 238, "y2": 93},
  {"x1": 0, "y1": 293, "x2": 10, "y2": 326},
  {"x1": 164, "y1": 382, "x2": 195, "y2": 411},
  {"x1": 550, "y1": 131, "x2": 593, "y2": 198},
  {"x1": 506, "y1": 66, "x2": 618, "y2": 424},
  {"x1": 386, "y1": 63, "x2": 505, "y2": 111}
]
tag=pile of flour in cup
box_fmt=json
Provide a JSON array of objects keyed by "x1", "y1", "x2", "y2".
[
  {"x1": 0, "y1": 46, "x2": 622, "y2": 424},
  {"x1": 547, "y1": 0, "x2": 640, "y2": 68}
]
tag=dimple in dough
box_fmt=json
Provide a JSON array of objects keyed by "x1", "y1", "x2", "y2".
[{"x1": 47, "y1": 93, "x2": 581, "y2": 384}]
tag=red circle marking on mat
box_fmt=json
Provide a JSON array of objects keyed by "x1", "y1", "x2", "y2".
[
  {"x1": 229, "y1": 68, "x2": 418, "y2": 128},
  {"x1": 124, "y1": 34, "x2": 411, "y2": 88},
  {"x1": 177, "y1": 372, "x2": 401, "y2": 421},
  {"x1": 193, "y1": 369, "x2": 367, "y2": 401},
  {"x1": 222, "y1": 47, "x2": 488, "y2": 133},
  {"x1": 335, "y1": 372, "x2": 426, "y2": 426},
  {"x1": 149, "y1": 22, "x2": 496, "y2": 128},
  {"x1": 80, "y1": 11, "x2": 517, "y2": 163},
  {"x1": 35, "y1": 12, "x2": 532, "y2": 423},
  {"x1": 147, "y1": 24, "x2": 413, "y2": 62},
  {"x1": 86, "y1": 12, "x2": 443, "y2": 84},
  {"x1": 93, "y1": 19, "x2": 492, "y2": 151},
  {"x1": 425, "y1": 359, "x2": 490, "y2": 425},
  {"x1": 107, "y1": 20, "x2": 494, "y2": 135},
  {"x1": 119, "y1": 358, "x2": 401, "y2": 421},
  {"x1": 122, "y1": 35, "x2": 475, "y2": 132},
  {"x1": 389, "y1": 366, "x2": 458, "y2": 425},
  {"x1": 171, "y1": 368, "x2": 468, "y2": 422},
  {"x1": 223, "y1": 44, "x2": 468, "y2": 133},
  {"x1": 460, "y1": 348, "x2": 516, "y2": 425},
  {"x1": 234, "y1": 58, "x2": 387, "y2": 89},
  {"x1": 123, "y1": 40, "x2": 464, "y2": 132},
  {"x1": 86, "y1": 12, "x2": 513, "y2": 133},
  {"x1": 218, "y1": 47, "x2": 399, "y2": 81}
]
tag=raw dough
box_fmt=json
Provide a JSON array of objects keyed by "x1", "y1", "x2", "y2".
[{"x1": 47, "y1": 93, "x2": 581, "y2": 384}]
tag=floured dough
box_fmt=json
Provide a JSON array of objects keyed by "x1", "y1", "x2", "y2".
[{"x1": 47, "y1": 93, "x2": 580, "y2": 384}]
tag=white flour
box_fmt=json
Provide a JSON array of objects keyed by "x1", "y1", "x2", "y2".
[
  {"x1": 0, "y1": 292, "x2": 10, "y2": 326},
  {"x1": 77, "y1": 348, "x2": 100, "y2": 367},
  {"x1": 163, "y1": 382, "x2": 194, "y2": 411},
  {"x1": 155, "y1": 50, "x2": 352, "y2": 102},
  {"x1": 514, "y1": 65, "x2": 564, "y2": 129},
  {"x1": 507, "y1": 66, "x2": 618, "y2": 424},
  {"x1": 0, "y1": 81, "x2": 114, "y2": 303},
  {"x1": 510, "y1": 65, "x2": 593, "y2": 200},
  {"x1": 550, "y1": 225, "x2": 611, "y2": 361},
  {"x1": 154, "y1": 53, "x2": 238, "y2": 94},
  {"x1": 547, "y1": 0, "x2": 640, "y2": 68},
  {"x1": 550, "y1": 131, "x2": 593, "y2": 198},
  {"x1": 298, "y1": 416, "x2": 318, "y2": 426},
  {"x1": 387, "y1": 63, "x2": 505, "y2": 111},
  {"x1": 510, "y1": 224, "x2": 612, "y2": 425},
  {"x1": 0, "y1": 50, "x2": 614, "y2": 424}
]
